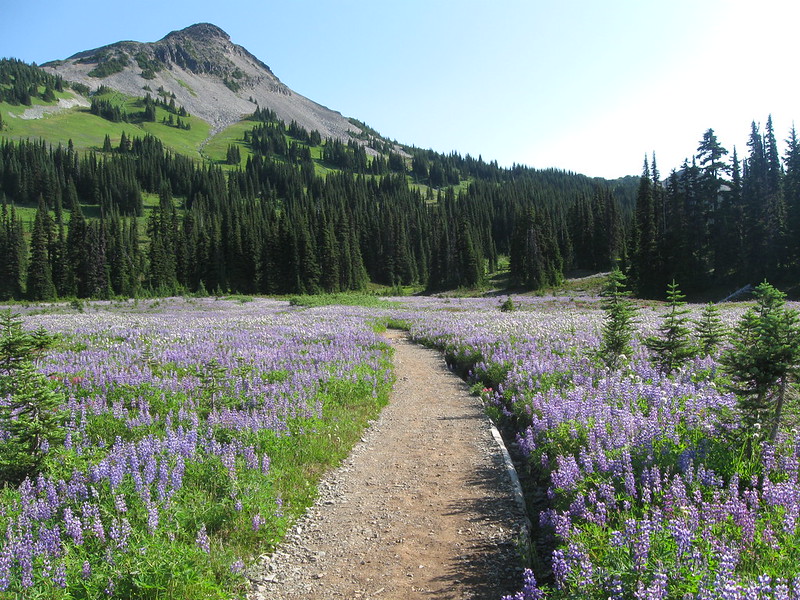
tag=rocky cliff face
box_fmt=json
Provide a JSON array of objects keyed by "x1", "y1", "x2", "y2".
[{"x1": 43, "y1": 23, "x2": 360, "y2": 140}]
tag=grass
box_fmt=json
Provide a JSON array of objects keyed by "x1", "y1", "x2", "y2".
[
  {"x1": 0, "y1": 89, "x2": 210, "y2": 159},
  {"x1": 287, "y1": 292, "x2": 401, "y2": 309},
  {"x1": 200, "y1": 121, "x2": 255, "y2": 165},
  {"x1": 175, "y1": 79, "x2": 198, "y2": 97},
  {"x1": 264, "y1": 361, "x2": 393, "y2": 525}
]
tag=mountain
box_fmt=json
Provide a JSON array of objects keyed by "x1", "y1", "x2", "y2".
[{"x1": 41, "y1": 23, "x2": 361, "y2": 141}]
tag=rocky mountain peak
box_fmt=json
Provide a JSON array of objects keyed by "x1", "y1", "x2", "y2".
[
  {"x1": 42, "y1": 23, "x2": 361, "y2": 142},
  {"x1": 163, "y1": 23, "x2": 231, "y2": 43}
]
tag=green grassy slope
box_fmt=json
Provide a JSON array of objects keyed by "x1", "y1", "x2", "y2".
[
  {"x1": 1, "y1": 88, "x2": 210, "y2": 158},
  {"x1": 0, "y1": 80, "x2": 467, "y2": 208},
  {"x1": 0, "y1": 87, "x2": 355, "y2": 176}
]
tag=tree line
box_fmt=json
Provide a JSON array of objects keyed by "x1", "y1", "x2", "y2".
[
  {"x1": 631, "y1": 117, "x2": 800, "y2": 297},
  {"x1": 0, "y1": 58, "x2": 65, "y2": 106},
  {"x1": 0, "y1": 127, "x2": 635, "y2": 300}
]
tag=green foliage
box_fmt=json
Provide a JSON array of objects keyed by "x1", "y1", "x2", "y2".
[
  {"x1": 500, "y1": 296, "x2": 516, "y2": 312},
  {"x1": 87, "y1": 56, "x2": 129, "y2": 78},
  {"x1": 509, "y1": 207, "x2": 563, "y2": 290},
  {"x1": 694, "y1": 302, "x2": 727, "y2": 356},
  {"x1": 720, "y1": 281, "x2": 800, "y2": 442},
  {"x1": 287, "y1": 293, "x2": 398, "y2": 308},
  {"x1": 0, "y1": 310, "x2": 65, "y2": 484},
  {"x1": 598, "y1": 268, "x2": 637, "y2": 369},
  {"x1": 644, "y1": 280, "x2": 697, "y2": 375},
  {"x1": 225, "y1": 143, "x2": 241, "y2": 165},
  {"x1": 135, "y1": 52, "x2": 164, "y2": 78},
  {"x1": 223, "y1": 77, "x2": 241, "y2": 92},
  {"x1": 0, "y1": 56, "x2": 644, "y2": 300}
]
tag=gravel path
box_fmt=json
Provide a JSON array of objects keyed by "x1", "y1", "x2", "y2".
[{"x1": 246, "y1": 330, "x2": 527, "y2": 600}]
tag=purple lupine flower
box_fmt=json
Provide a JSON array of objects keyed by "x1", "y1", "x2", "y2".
[
  {"x1": 52, "y1": 562, "x2": 67, "y2": 588},
  {"x1": 82, "y1": 502, "x2": 105, "y2": 541},
  {"x1": 196, "y1": 524, "x2": 210, "y2": 553},
  {"x1": 251, "y1": 514, "x2": 265, "y2": 532},
  {"x1": 146, "y1": 501, "x2": 159, "y2": 533},
  {"x1": 552, "y1": 548, "x2": 570, "y2": 589},
  {"x1": 637, "y1": 572, "x2": 668, "y2": 600},
  {"x1": 501, "y1": 568, "x2": 544, "y2": 600},
  {"x1": 114, "y1": 494, "x2": 127, "y2": 513},
  {"x1": 63, "y1": 506, "x2": 83, "y2": 545},
  {"x1": 109, "y1": 517, "x2": 131, "y2": 551},
  {"x1": 230, "y1": 559, "x2": 245, "y2": 574},
  {"x1": 0, "y1": 546, "x2": 11, "y2": 591}
]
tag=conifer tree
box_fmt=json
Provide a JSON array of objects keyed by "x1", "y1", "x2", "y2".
[
  {"x1": 784, "y1": 126, "x2": 800, "y2": 274},
  {"x1": 599, "y1": 267, "x2": 637, "y2": 369},
  {"x1": 0, "y1": 310, "x2": 65, "y2": 484},
  {"x1": 0, "y1": 201, "x2": 25, "y2": 300},
  {"x1": 84, "y1": 220, "x2": 111, "y2": 298},
  {"x1": 644, "y1": 281, "x2": 697, "y2": 375},
  {"x1": 50, "y1": 208, "x2": 69, "y2": 297},
  {"x1": 26, "y1": 200, "x2": 56, "y2": 301},
  {"x1": 147, "y1": 183, "x2": 177, "y2": 292},
  {"x1": 633, "y1": 157, "x2": 659, "y2": 295},
  {"x1": 720, "y1": 281, "x2": 800, "y2": 444},
  {"x1": 694, "y1": 302, "x2": 727, "y2": 357},
  {"x1": 456, "y1": 218, "x2": 483, "y2": 288},
  {"x1": 320, "y1": 222, "x2": 341, "y2": 292},
  {"x1": 65, "y1": 201, "x2": 88, "y2": 297}
]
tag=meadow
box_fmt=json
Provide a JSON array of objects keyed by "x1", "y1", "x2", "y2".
[
  {"x1": 2, "y1": 293, "x2": 800, "y2": 599},
  {"x1": 0, "y1": 297, "x2": 393, "y2": 598},
  {"x1": 391, "y1": 295, "x2": 800, "y2": 599}
]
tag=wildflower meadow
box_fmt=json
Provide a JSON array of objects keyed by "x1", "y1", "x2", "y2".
[
  {"x1": 0, "y1": 297, "x2": 392, "y2": 598},
  {"x1": 1, "y1": 291, "x2": 799, "y2": 599},
  {"x1": 396, "y1": 293, "x2": 800, "y2": 599}
]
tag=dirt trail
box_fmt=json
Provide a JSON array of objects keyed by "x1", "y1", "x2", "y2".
[{"x1": 247, "y1": 331, "x2": 527, "y2": 600}]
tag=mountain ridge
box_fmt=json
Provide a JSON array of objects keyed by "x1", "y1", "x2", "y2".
[{"x1": 41, "y1": 23, "x2": 362, "y2": 141}]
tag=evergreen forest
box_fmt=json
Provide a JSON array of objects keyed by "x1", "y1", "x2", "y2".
[{"x1": 631, "y1": 119, "x2": 800, "y2": 297}]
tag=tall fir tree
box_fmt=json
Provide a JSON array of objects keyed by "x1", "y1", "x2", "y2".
[{"x1": 26, "y1": 199, "x2": 56, "y2": 301}]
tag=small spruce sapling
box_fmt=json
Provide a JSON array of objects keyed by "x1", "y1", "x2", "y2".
[
  {"x1": 694, "y1": 302, "x2": 727, "y2": 356},
  {"x1": 720, "y1": 281, "x2": 800, "y2": 444},
  {"x1": 0, "y1": 310, "x2": 65, "y2": 484},
  {"x1": 500, "y1": 296, "x2": 516, "y2": 312},
  {"x1": 599, "y1": 268, "x2": 637, "y2": 369},
  {"x1": 644, "y1": 280, "x2": 697, "y2": 375}
]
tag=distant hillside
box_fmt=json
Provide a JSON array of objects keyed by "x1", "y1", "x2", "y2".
[
  {"x1": 0, "y1": 31, "x2": 641, "y2": 304},
  {"x1": 41, "y1": 23, "x2": 361, "y2": 141}
]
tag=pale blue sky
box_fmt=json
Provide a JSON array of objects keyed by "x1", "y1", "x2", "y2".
[{"x1": 2, "y1": 1, "x2": 797, "y2": 178}]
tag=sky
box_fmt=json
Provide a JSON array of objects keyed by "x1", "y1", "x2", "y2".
[{"x1": 1, "y1": 0, "x2": 798, "y2": 179}]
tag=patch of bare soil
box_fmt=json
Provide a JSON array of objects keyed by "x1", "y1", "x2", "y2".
[
  {"x1": 10, "y1": 95, "x2": 90, "y2": 120},
  {"x1": 247, "y1": 331, "x2": 527, "y2": 600}
]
